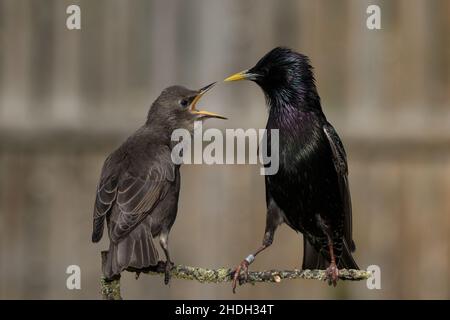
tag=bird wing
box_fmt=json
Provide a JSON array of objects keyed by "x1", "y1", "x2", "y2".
[
  {"x1": 323, "y1": 124, "x2": 355, "y2": 251},
  {"x1": 92, "y1": 154, "x2": 119, "y2": 242},
  {"x1": 110, "y1": 147, "x2": 176, "y2": 243},
  {"x1": 92, "y1": 145, "x2": 176, "y2": 244}
]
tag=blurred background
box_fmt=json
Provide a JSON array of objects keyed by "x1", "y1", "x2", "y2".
[{"x1": 0, "y1": 0, "x2": 449, "y2": 299}]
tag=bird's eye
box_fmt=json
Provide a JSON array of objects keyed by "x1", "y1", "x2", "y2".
[{"x1": 179, "y1": 99, "x2": 189, "y2": 108}]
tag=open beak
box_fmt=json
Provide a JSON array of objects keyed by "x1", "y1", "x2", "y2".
[
  {"x1": 224, "y1": 69, "x2": 259, "y2": 82},
  {"x1": 190, "y1": 82, "x2": 227, "y2": 120}
]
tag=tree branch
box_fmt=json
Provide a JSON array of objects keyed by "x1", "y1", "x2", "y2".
[{"x1": 100, "y1": 261, "x2": 371, "y2": 300}]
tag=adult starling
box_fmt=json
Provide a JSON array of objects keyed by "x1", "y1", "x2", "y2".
[
  {"x1": 92, "y1": 83, "x2": 225, "y2": 283},
  {"x1": 225, "y1": 47, "x2": 358, "y2": 291}
]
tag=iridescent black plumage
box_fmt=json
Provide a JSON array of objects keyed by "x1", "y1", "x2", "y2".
[{"x1": 226, "y1": 47, "x2": 358, "y2": 290}]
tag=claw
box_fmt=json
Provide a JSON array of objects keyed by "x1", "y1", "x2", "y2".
[
  {"x1": 326, "y1": 262, "x2": 339, "y2": 287},
  {"x1": 231, "y1": 260, "x2": 249, "y2": 293}
]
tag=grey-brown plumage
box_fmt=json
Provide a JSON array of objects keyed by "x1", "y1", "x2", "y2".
[{"x1": 92, "y1": 84, "x2": 225, "y2": 282}]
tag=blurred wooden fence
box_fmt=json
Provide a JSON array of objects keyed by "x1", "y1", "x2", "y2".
[{"x1": 0, "y1": 0, "x2": 449, "y2": 299}]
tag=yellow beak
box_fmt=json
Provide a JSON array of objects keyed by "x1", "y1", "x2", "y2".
[
  {"x1": 224, "y1": 70, "x2": 249, "y2": 82},
  {"x1": 189, "y1": 82, "x2": 227, "y2": 120},
  {"x1": 191, "y1": 110, "x2": 227, "y2": 119}
]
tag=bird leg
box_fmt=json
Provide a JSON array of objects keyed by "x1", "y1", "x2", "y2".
[
  {"x1": 159, "y1": 233, "x2": 173, "y2": 285},
  {"x1": 231, "y1": 230, "x2": 274, "y2": 293},
  {"x1": 232, "y1": 200, "x2": 282, "y2": 293},
  {"x1": 231, "y1": 245, "x2": 266, "y2": 294},
  {"x1": 325, "y1": 237, "x2": 339, "y2": 287},
  {"x1": 315, "y1": 213, "x2": 339, "y2": 286}
]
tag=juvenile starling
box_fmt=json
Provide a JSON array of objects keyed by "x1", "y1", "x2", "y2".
[
  {"x1": 225, "y1": 47, "x2": 358, "y2": 291},
  {"x1": 92, "y1": 83, "x2": 225, "y2": 283}
]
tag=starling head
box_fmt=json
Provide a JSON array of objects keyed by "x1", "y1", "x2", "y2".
[
  {"x1": 147, "y1": 82, "x2": 226, "y2": 131},
  {"x1": 224, "y1": 47, "x2": 320, "y2": 110}
]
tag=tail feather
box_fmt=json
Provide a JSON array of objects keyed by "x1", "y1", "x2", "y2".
[
  {"x1": 302, "y1": 238, "x2": 329, "y2": 270},
  {"x1": 302, "y1": 238, "x2": 359, "y2": 270},
  {"x1": 102, "y1": 221, "x2": 159, "y2": 280},
  {"x1": 338, "y1": 240, "x2": 359, "y2": 269}
]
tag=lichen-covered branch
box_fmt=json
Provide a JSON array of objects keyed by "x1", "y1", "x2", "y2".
[{"x1": 100, "y1": 261, "x2": 371, "y2": 300}]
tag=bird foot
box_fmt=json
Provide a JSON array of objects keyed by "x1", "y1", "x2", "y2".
[
  {"x1": 164, "y1": 261, "x2": 174, "y2": 285},
  {"x1": 326, "y1": 262, "x2": 339, "y2": 287},
  {"x1": 231, "y1": 260, "x2": 249, "y2": 294}
]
